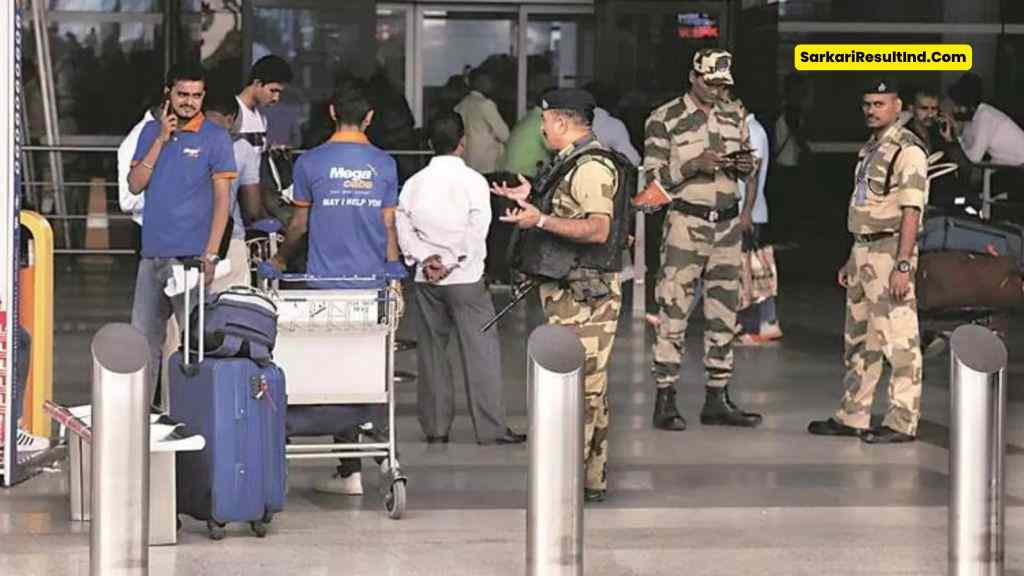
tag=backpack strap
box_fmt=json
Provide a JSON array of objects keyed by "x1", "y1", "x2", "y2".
[{"x1": 883, "y1": 145, "x2": 904, "y2": 194}]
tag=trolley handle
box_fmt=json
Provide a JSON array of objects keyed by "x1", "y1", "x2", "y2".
[{"x1": 278, "y1": 273, "x2": 383, "y2": 284}]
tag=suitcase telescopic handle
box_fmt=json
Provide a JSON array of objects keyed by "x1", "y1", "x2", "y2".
[{"x1": 180, "y1": 257, "x2": 205, "y2": 376}]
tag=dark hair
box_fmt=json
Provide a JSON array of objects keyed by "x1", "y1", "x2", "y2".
[
  {"x1": 469, "y1": 67, "x2": 491, "y2": 91},
  {"x1": 912, "y1": 87, "x2": 940, "y2": 103},
  {"x1": 428, "y1": 112, "x2": 465, "y2": 155},
  {"x1": 165, "y1": 63, "x2": 206, "y2": 90},
  {"x1": 551, "y1": 107, "x2": 593, "y2": 128},
  {"x1": 204, "y1": 89, "x2": 240, "y2": 117},
  {"x1": 583, "y1": 81, "x2": 620, "y2": 111},
  {"x1": 948, "y1": 73, "x2": 982, "y2": 109},
  {"x1": 331, "y1": 86, "x2": 373, "y2": 126},
  {"x1": 248, "y1": 55, "x2": 294, "y2": 86}
]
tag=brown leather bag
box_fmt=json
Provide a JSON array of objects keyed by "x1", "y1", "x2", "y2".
[{"x1": 916, "y1": 251, "x2": 1024, "y2": 310}]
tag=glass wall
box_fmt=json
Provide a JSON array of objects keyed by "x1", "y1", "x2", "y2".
[
  {"x1": 420, "y1": 9, "x2": 519, "y2": 128},
  {"x1": 526, "y1": 13, "x2": 596, "y2": 106}
]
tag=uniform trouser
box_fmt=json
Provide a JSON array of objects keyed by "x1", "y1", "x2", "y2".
[
  {"x1": 834, "y1": 237, "x2": 923, "y2": 436},
  {"x1": 653, "y1": 211, "x2": 742, "y2": 389},
  {"x1": 131, "y1": 258, "x2": 200, "y2": 408},
  {"x1": 414, "y1": 280, "x2": 508, "y2": 442},
  {"x1": 539, "y1": 276, "x2": 621, "y2": 492}
]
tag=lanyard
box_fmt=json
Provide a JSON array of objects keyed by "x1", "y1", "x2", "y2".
[{"x1": 854, "y1": 139, "x2": 884, "y2": 206}]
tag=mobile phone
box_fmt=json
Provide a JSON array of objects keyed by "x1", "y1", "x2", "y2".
[{"x1": 722, "y1": 149, "x2": 752, "y2": 159}]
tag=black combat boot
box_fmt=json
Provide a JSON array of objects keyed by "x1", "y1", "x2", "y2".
[
  {"x1": 652, "y1": 387, "x2": 687, "y2": 431},
  {"x1": 699, "y1": 386, "x2": 762, "y2": 428}
]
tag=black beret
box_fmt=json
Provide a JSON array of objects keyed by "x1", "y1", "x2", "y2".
[
  {"x1": 863, "y1": 77, "x2": 900, "y2": 95},
  {"x1": 541, "y1": 88, "x2": 596, "y2": 113}
]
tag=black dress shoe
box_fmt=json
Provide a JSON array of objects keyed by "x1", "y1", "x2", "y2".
[
  {"x1": 807, "y1": 417, "x2": 864, "y2": 437},
  {"x1": 478, "y1": 428, "x2": 526, "y2": 445},
  {"x1": 425, "y1": 435, "x2": 450, "y2": 444},
  {"x1": 861, "y1": 426, "x2": 915, "y2": 444},
  {"x1": 583, "y1": 488, "x2": 606, "y2": 503}
]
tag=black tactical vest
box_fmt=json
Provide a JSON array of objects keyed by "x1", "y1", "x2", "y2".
[{"x1": 511, "y1": 143, "x2": 637, "y2": 281}]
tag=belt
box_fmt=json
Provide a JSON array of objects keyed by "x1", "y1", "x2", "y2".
[
  {"x1": 853, "y1": 231, "x2": 898, "y2": 243},
  {"x1": 670, "y1": 199, "x2": 740, "y2": 223}
]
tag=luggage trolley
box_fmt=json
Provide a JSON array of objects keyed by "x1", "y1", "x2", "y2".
[{"x1": 268, "y1": 274, "x2": 408, "y2": 519}]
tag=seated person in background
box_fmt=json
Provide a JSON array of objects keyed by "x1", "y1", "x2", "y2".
[
  {"x1": 939, "y1": 74, "x2": 1024, "y2": 212},
  {"x1": 942, "y1": 73, "x2": 1024, "y2": 167},
  {"x1": 263, "y1": 84, "x2": 401, "y2": 495}
]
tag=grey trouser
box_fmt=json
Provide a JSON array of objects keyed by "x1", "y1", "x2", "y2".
[
  {"x1": 414, "y1": 280, "x2": 507, "y2": 442},
  {"x1": 131, "y1": 257, "x2": 200, "y2": 407}
]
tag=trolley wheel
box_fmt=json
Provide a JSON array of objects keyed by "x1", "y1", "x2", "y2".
[
  {"x1": 262, "y1": 510, "x2": 274, "y2": 524},
  {"x1": 250, "y1": 521, "x2": 268, "y2": 538},
  {"x1": 207, "y1": 520, "x2": 227, "y2": 541},
  {"x1": 385, "y1": 479, "x2": 407, "y2": 520}
]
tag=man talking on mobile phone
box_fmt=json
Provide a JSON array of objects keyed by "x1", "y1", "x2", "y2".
[{"x1": 127, "y1": 63, "x2": 237, "y2": 407}]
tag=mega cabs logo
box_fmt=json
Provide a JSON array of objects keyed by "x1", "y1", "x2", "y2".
[
  {"x1": 330, "y1": 165, "x2": 376, "y2": 189},
  {"x1": 325, "y1": 164, "x2": 382, "y2": 207}
]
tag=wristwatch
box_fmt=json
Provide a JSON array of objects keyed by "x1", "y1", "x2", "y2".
[
  {"x1": 896, "y1": 260, "x2": 912, "y2": 273},
  {"x1": 537, "y1": 214, "x2": 548, "y2": 229},
  {"x1": 203, "y1": 253, "x2": 221, "y2": 266}
]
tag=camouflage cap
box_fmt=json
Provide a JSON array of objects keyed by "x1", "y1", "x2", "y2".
[{"x1": 692, "y1": 48, "x2": 734, "y2": 86}]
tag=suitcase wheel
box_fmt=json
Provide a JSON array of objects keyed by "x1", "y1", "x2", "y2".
[
  {"x1": 250, "y1": 521, "x2": 268, "y2": 538},
  {"x1": 207, "y1": 520, "x2": 227, "y2": 541},
  {"x1": 384, "y1": 478, "x2": 407, "y2": 520}
]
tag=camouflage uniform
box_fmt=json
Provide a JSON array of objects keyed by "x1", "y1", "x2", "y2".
[
  {"x1": 644, "y1": 51, "x2": 751, "y2": 391},
  {"x1": 836, "y1": 123, "x2": 928, "y2": 436},
  {"x1": 538, "y1": 137, "x2": 621, "y2": 492}
]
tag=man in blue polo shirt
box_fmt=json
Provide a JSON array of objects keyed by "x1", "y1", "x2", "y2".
[
  {"x1": 267, "y1": 86, "x2": 399, "y2": 285},
  {"x1": 128, "y1": 64, "x2": 237, "y2": 405},
  {"x1": 264, "y1": 85, "x2": 400, "y2": 495}
]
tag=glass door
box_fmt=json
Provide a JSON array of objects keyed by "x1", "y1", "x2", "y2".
[
  {"x1": 523, "y1": 7, "x2": 596, "y2": 116},
  {"x1": 249, "y1": 0, "x2": 412, "y2": 149},
  {"x1": 413, "y1": 5, "x2": 519, "y2": 129}
]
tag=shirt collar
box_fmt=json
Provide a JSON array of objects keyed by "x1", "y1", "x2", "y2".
[
  {"x1": 329, "y1": 131, "x2": 370, "y2": 144},
  {"x1": 871, "y1": 122, "x2": 901, "y2": 145},
  {"x1": 557, "y1": 134, "x2": 597, "y2": 158},
  {"x1": 180, "y1": 113, "x2": 205, "y2": 133},
  {"x1": 428, "y1": 155, "x2": 466, "y2": 168}
]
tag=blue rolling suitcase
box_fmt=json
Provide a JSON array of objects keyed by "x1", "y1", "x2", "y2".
[{"x1": 169, "y1": 262, "x2": 287, "y2": 540}]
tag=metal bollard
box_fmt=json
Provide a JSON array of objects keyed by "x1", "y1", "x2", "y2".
[
  {"x1": 91, "y1": 323, "x2": 150, "y2": 576},
  {"x1": 526, "y1": 324, "x2": 587, "y2": 576},
  {"x1": 949, "y1": 324, "x2": 1008, "y2": 576}
]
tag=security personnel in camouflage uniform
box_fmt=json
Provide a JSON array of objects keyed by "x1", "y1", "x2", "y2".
[
  {"x1": 496, "y1": 89, "x2": 621, "y2": 502},
  {"x1": 808, "y1": 78, "x2": 927, "y2": 444},
  {"x1": 637, "y1": 48, "x2": 762, "y2": 431}
]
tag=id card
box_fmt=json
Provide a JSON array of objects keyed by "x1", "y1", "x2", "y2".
[{"x1": 854, "y1": 180, "x2": 867, "y2": 206}]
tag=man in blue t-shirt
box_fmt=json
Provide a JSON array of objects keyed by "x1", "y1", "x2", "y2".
[
  {"x1": 264, "y1": 85, "x2": 400, "y2": 495},
  {"x1": 127, "y1": 64, "x2": 237, "y2": 405},
  {"x1": 267, "y1": 86, "x2": 399, "y2": 285}
]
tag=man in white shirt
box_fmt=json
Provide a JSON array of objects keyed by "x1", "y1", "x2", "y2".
[
  {"x1": 943, "y1": 73, "x2": 1024, "y2": 167},
  {"x1": 117, "y1": 103, "x2": 160, "y2": 242},
  {"x1": 455, "y1": 68, "x2": 511, "y2": 175},
  {"x1": 396, "y1": 112, "x2": 525, "y2": 446},
  {"x1": 236, "y1": 55, "x2": 294, "y2": 223}
]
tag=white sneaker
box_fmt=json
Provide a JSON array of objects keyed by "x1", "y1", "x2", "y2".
[
  {"x1": 313, "y1": 471, "x2": 363, "y2": 495},
  {"x1": 16, "y1": 429, "x2": 50, "y2": 452},
  {"x1": 759, "y1": 322, "x2": 784, "y2": 340}
]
